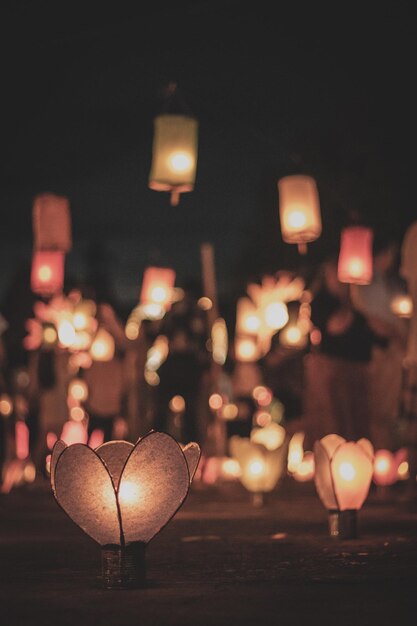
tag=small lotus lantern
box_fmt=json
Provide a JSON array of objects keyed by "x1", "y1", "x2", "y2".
[
  {"x1": 314, "y1": 435, "x2": 373, "y2": 539},
  {"x1": 51, "y1": 431, "x2": 200, "y2": 588}
]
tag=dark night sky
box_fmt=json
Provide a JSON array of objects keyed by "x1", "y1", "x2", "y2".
[{"x1": 1, "y1": 1, "x2": 415, "y2": 312}]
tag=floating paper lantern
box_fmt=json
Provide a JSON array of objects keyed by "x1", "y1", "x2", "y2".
[
  {"x1": 250, "y1": 423, "x2": 286, "y2": 451},
  {"x1": 32, "y1": 192, "x2": 72, "y2": 252},
  {"x1": 292, "y1": 451, "x2": 315, "y2": 482},
  {"x1": 51, "y1": 432, "x2": 200, "y2": 588},
  {"x1": 278, "y1": 175, "x2": 322, "y2": 248},
  {"x1": 337, "y1": 226, "x2": 373, "y2": 285},
  {"x1": 287, "y1": 431, "x2": 305, "y2": 474},
  {"x1": 148, "y1": 114, "x2": 198, "y2": 206},
  {"x1": 314, "y1": 434, "x2": 374, "y2": 539},
  {"x1": 31, "y1": 250, "x2": 65, "y2": 297},
  {"x1": 230, "y1": 434, "x2": 288, "y2": 506},
  {"x1": 140, "y1": 266, "x2": 176, "y2": 318},
  {"x1": 90, "y1": 328, "x2": 115, "y2": 362},
  {"x1": 279, "y1": 323, "x2": 308, "y2": 349}
]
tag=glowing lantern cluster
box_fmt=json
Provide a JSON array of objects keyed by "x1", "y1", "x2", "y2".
[
  {"x1": 230, "y1": 431, "x2": 288, "y2": 506},
  {"x1": 237, "y1": 273, "x2": 305, "y2": 357},
  {"x1": 337, "y1": 226, "x2": 373, "y2": 285},
  {"x1": 278, "y1": 175, "x2": 322, "y2": 252},
  {"x1": 314, "y1": 435, "x2": 374, "y2": 539},
  {"x1": 51, "y1": 431, "x2": 200, "y2": 588}
]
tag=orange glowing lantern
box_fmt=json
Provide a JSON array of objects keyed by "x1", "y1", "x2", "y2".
[
  {"x1": 31, "y1": 250, "x2": 65, "y2": 297},
  {"x1": 32, "y1": 192, "x2": 72, "y2": 252},
  {"x1": 292, "y1": 451, "x2": 315, "y2": 482},
  {"x1": 390, "y1": 294, "x2": 413, "y2": 319},
  {"x1": 148, "y1": 114, "x2": 198, "y2": 206},
  {"x1": 314, "y1": 434, "x2": 374, "y2": 539},
  {"x1": 373, "y1": 448, "x2": 408, "y2": 487},
  {"x1": 51, "y1": 432, "x2": 200, "y2": 588},
  {"x1": 140, "y1": 266, "x2": 176, "y2": 319},
  {"x1": 211, "y1": 317, "x2": 228, "y2": 365},
  {"x1": 337, "y1": 226, "x2": 373, "y2": 285},
  {"x1": 278, "y1": 175, "x2": 322, "y2": 250}
]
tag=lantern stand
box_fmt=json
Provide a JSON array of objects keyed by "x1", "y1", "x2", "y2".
[
  {"x1": 328, "y1": 509, "x2": 357, "y2": 540},
  {"x1": 101, "y1": 542, "x2": 146, "y2": 589}
]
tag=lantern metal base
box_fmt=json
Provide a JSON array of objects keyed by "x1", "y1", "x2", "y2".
[
  {"x1": 328, "y1": 509, "x2": 357, "y2": 539},
  {"x1": 101, "y1": 542, "x2": 146, "y2": 589}
]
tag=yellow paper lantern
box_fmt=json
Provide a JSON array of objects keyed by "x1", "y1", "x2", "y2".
[
  {"x1": 140, "y1": 266, "x2": 176, "y2": 319},
  {"x1": 390, "y1": 294, "x2": 413, "y2": 318},
  {"x1": 148, "y1": 114, "x2": 198, "y2": 206},
  {"x1": 51, "y1": 432, "x2": 200, "y2": 588},
  {"x1": 211, "y1": 317, "x2": 228, "y2": 365},
  {"x1": 234, "y1": 335, "x2": 261, "y2": 362},
  {"x1": 314, "y1": 434, "x2": 374, "y2": 538},
  {"x1": 278, "y1": 175, "x2": 322, "y2": 247}
]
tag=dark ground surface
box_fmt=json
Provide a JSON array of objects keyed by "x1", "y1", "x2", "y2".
[{"x1": 1, "y1": 475, "x2": 416, "y2": 626}]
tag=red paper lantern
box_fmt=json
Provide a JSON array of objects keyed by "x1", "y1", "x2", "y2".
[
  {"x1": 31, "y1": 250, "x2": 65, "y2": 296},
  {"x1": 337, "y1": 226, "x2": 373, "y2": 285},
  {"x1": 140, "y1": 267, "x2": 176, "y2": 314},
  {"x1": 32, "y1": 192, "x2": 72, "y2": 252}
]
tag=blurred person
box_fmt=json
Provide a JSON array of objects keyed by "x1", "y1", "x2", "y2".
[
  {"x1": 84, "y1": 303, "x2": 128, "y2": 442},
  {"x1": 351, "y1": 235, "x2": 409, "y2": 448},
  {"x1": 302, "y1": 257, "x2": 384, "y2": 449}
]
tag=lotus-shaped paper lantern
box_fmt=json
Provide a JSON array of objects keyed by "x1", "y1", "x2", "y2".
[
  {"x1": 230, "y1": 433, "x2": 288, "y2": 507},
  {"x1": 314, "y1": 435, "x2": 374, "y2": 539},
  {"x1": 51, "y1": 431, "x2": 200, "y2": 588}
]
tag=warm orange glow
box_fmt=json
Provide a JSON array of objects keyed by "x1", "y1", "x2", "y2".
[
  {"x1": 236, "y1": 298, "x2": 261, "y2": 335},
  {"x1": 15, "y1": 421, "x2": 30, "y2": 460},
  {"x1": 314, "y1": 436, "x2": 374, "y2": 511},
  {"x1": 235, "y1": 335, "x2": 259, "y2": 362},
  {"x1": 57, "y1": 319, "x2": 76, "y2": 348},
  {"x1": 221, "y1": 458, "x2": 242, "y2": 479},
  {"x1": 42, "y1": 325, "x2": 57, "y2": 345},
  {"x1": 90, "y1": 328, "x2": 115, "y2": 362},
  {"x1": 70, "y1": 406, "x2": 85, "y2": 422},
  {"x1": 253, "y1": 386, "x2": 273, "y2": 407},
  {"x1": 118, "y1": 480, "x2": 142, "y2": 506},
  {"x1": 292, "y1": 451, "x2": 315, "y2": 482},
  {"x1": 337, "y1": 226, "x2": 373, "y2": 285},
  {"x1": 310, "y1": 328, "x2": 322, "y2": 345},
  {"x1": 125, "y1": 320, "x2": 140, "y2": 340},
  {"x1": 68, "y1": 379, "x2": 88, "y2": 402},
  {"x1": 88, "y1": 428, "x2": 105, "y2": 449},
  {"x1": 0, "y1": 394, "x2": 13, "y2": 416},
  {"x1": 32, "y1": 192, "x2": 72, "y2": 252},
  {"x1": 31, "y1": 251, "x2": 65, "y2": 296},
  {"x1": 140, "y1": 267, "x2": 176, "y2": 313},
  {"x1": 251, "y1": 423, "x2": 286, "y2": 451},
  {"x1": 212, "y1": 318, "x2": 228, "y2": 365},
  {"x1": 209, "y1": 393, "x2": 223, "y2": 410},
  {"x1": 373, "y1": 449, "x2": 401, "y2": 486},
  {"x1": 197, "y1": 296, "x2": 213, "y2": 311},
  {"x1": 279, "y1": 324, "x2": 308, "y2": 349},
  {"x1": 287, "y1": 432, "x2": 305, "y2": 473},
  {"x1": 264, "y1": 301, "x2": 289, "y2": 330},
  {"x1": 397, "y1": 461, "x2": 409, "y2": 480},
  {"x1": 148, "y1": 113, "x2": 198, "y2": 204},
  {"x1": 144, "y1": 370, "x2": 160, "y2": 386},
  {"x1": 248, "y1": 458, "x2": 266, "y2": 477},
  {"x1": 146, "y1": 335, "x2": 169, "y2": 372},
  {"x1": 221, "y1": 403, "x2": 239, "y2": 420},
  {"x1": 60, "y1": 420, "x2": 88, "y2": 445},
  {"x1": 46, "y1": 431, "x2": 58, "y2": 450},
  {"x1": 390, "y1": 294, "x2": 413, "y2": 318},
  {"x1": 254, "y1": 410, "x2": 272, "y2": 427},
  {"x1": 278, "y1": 175, "x2": 322, "y2": 244},
  {"x1": 169, "y1": 395, "x2": 186, "y2": 413}
]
